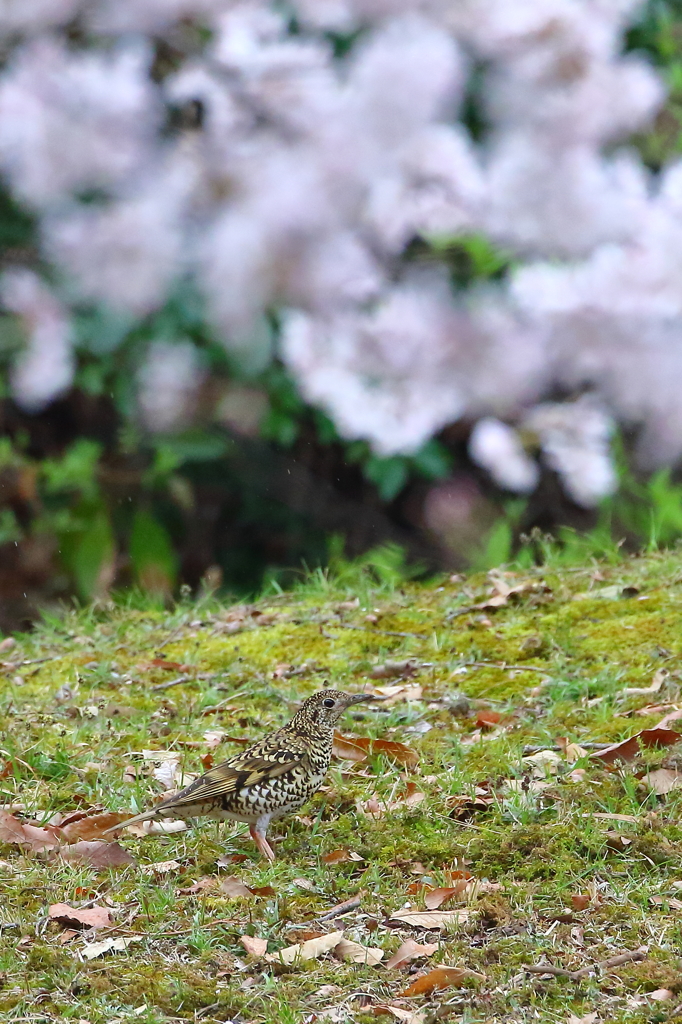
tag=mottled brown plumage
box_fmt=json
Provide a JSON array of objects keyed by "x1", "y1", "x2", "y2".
[{"x1": 106, "y1": 689, "x2": 372, "y2": 861}]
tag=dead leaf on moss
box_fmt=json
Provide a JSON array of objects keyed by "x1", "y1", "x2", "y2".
[
  {"x1": 59, "y1": 841, "x2": 136, "y2": 869},
  {"x1": 424, "y1": 884, "x2": 470, "y2": 909},
  {"x1": 59, "y1": 812, "x2": 129, "y2": 843},
  {"x1": 623, "y1": 670, "x2": 668, "y2": 696},
  {"x1": 266, "y1": 929, "x2": 343, "y2": 965},
  {"x1": 646, "y1": 768, "x2": 682, "y2": 795},
  {"x1": 385, "y1": 939, "x2": 439, "y2": 970},
  {"x1": 389, "y1": 909, "x2": 471, "y2": 930},
  {"x1": 333, "y1": 732, "x2": 419, "y2": 767},
  {"x1": 364, "y1": 682, "x2": 423, "y2": 704},
  {"x1": 590, "y1": 727, "x2": 682, "y2": 764},
  {"x1": 321, "y1": 848, "x2": 364, "y2": 865},
  {"x1": 334, "y1": 937, "x2": 384, "y2": 965},
  {"x1": 373, "y1": 1008, "x2": 425, "y2": 1024},
  {"x1": 240, "y1": 935, "x2": 268, "y2": 957},
  {"x1": 0, "y1": 811, "x2": 59, "y2": 853},
  {"x1": 654, "y1": 708, "x2": 682, "y2": 730},
  {"x1": 370, "y1": 661, "x2": 419, "y2": 680},
  {"x1": 81, "y1": 936, "x2": 142, "y2": 960},
  {"x1": 48, "y1": 903, "x2": 112, "y2": 930},
  {"x1": 220, "y1": 876, "x2": 275, "y2": 898},
  {"x1": 399, "y1": 966, "x2": 485, "y2": 996},
  {"x1": 358, "y1": 783, "x2": 425, "y2": 819}
]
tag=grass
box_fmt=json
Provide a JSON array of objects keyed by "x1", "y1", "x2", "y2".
[{"x1": 3, "y1": 549, "x2": 682, "y2": 1022}]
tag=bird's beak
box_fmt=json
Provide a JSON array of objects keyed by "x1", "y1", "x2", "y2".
[{"x1": 346, "y1": 693, "x2": 376, "y2": 705}]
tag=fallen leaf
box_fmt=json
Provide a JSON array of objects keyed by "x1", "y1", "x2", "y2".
[
  {"x1": 48, "y1": 903, "x2": 112, "y2": 930},
  {"x1": 399, "y1": 966, "x2": 485, "y2": 996},
  {"x1": 266, "y1": 929, "x2": 343, "y2": 965},
  {"x1": 60, "y1": 812, "x2": 129, "y2": 843},
  {"x1": 81, "y1": 936, "x2": 141, "y2": 960},
  {"x1": 293, "y1": 877, "x2": 316, "y2": 891},
  {"x1": 476, "y1": 710, "x2": 507, "y2": 729},
  {"x1": 365, "y1": 683, "x2": 423, "y2": 705},
  {"x1": 650, "y1": 990, "x2": 674, "y2": 1002},
  {"x1": 646, "y1": 768, "x2": 682, "y2": 795},
  {"x1": 240, "y1": 935, "x2": 268, "y2": 957},
  {"x1": 221, "y1": 876, "x2": 275, "y2": 898},
  {"x1": 145, "y1": 859, "x2": 183, "y2": 875},
  {"x1": 0, "y1": 811, "x2": 59, "y2": 853},
  {"x1": 590, "y1": 728, "x2": 682, "y2": 764},
  {"x1": 424, "y1": 885, "x2": 469, "y2": 909},
  {"x1": 333, "y1": 732, "x2": 419, "y2": 768},
  {"x1": 334, "y1": 937, "x2": 384, "y2": 965},
  {"x1": 373, "y1": 1008, "x2": 425, "y2": 1024},
  {"x1": 321, "y1": 849, "x2": 364, "y2": 865},
  {"x1": 623, "y1": 669, "x2": 668, "y2": 696},
  {"x1": 570, "y1": 894, "x2": 591, "y2": 911},
  {"x1": 385, "y1": 939, "x2": 439, "y2": 970},
  {"x1": 567, "y1": 1014, "x2": 600, "y2": 1024},
  {"x1": 370, "y1": 660, "x2": 419, "y2": 680},
  {"x1": 60, "y1": 841, "x2": 136, "y2": 869},
  {"x1": 358, "y1": 783, "x2": 425, "y2": 819},
  {"x1": 389, "y1": 909, "x2": 470, "y2": 930},
  {"x1": 178, "y1": 877, "x2": 217, "y2": 895},
  {"x1": 654, "y1": 708, "x2": 682, "y2": 730}
]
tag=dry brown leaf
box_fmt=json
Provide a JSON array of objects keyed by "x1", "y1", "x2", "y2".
[
  {"x1": 240, "y1": 935, "x2": 268, "y2": 957},
  {"x1": 570, "y1": 894, "x2": 592, "y2": 911},
  {"x1": 145, "y1": 859, "x2": 183, "y2": 875},
  {"x1": 370, "y1": 661, "x2": 419, "y2": 680},
  {"x1": 221, "y1": 876, "x2": 276, "y2": 898},
  {"x1": 321, "y1": 848, "x2": 364, "y2": 865},
  {"x1": 358, "y1": 783, "x2": 425, "y2": 819},
  {"x1": 650, "y1": 990, "x2": 674, "y2": 1002},
  {"x1": 399, "y1": 966, "x2": 485, "y2": 996},
  {"x1": 333, "y1": 732, "x2": 419, "y2": 768},
  {"x1": 59, "y1": 841, "x2": 136, "y2": 869},
  {"x1": 178, "y1": 877, "x2": 217, "y2": 895},
  {"x1": 385, "y1": 939, "x2": 439, "y2": 970},
  {"x1": 646, "y1": 768, "x2": 682, "y2": 795},
  {"x1": 334, "y1": 937, "x2": 384, "y2": 965},
  {"x1": 424, "y1": 884, "x2": 469, "y2": 909},
  {"x1": 266, "y1": 929, "x2": 343, "y2": 965},
  {"x1": 0, "y1": 811, "x2": 59, "y2": 853},
  {"x1": 590, "y1": 727, "x2": 682, "y2": 764},
  {"x1": 59, "y1": 812, "x2": 129, "y2": 843},
  {"x1": 48, "y1": 903, "x2": 112, "y2": 930},
  {"x1": 389, "y1": 909, "x2": 470, "y2": 930},
  {"x1": 654, "y1": 708, "x2": 682, "y2": 730}
]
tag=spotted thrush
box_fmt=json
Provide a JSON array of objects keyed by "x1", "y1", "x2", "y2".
[{"x1": 105, "y1": 689, "x2": 372, "y2": 861}]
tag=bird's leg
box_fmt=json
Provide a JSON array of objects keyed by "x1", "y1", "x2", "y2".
[{"x1": 250, "y1": 818, "x2": 275, "y2": 862}]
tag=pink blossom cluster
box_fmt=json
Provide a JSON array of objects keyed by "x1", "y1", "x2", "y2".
[{"x1": 0, "y1": 0, "x2": 674, "y2": 506}]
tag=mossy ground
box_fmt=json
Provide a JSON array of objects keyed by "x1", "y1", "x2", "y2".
[{"x1": 3, "y1": 550, "x2": 682, "y2": 1022}]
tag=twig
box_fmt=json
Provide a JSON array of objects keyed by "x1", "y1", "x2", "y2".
[
  {"x1": 465, "y1": 660, "x2": 551, "y2": 674},
  {"x1": 315, "y1": 898, "x2": 361, "y2": 921},
  {"x1": 151, "y1": 671, "x2": 219, "y2": 693},
  {"x1": 522, "y1": 742, "x2": 612, "y2": 754},
  {"x1": 328, "y1": 623, "x2": 427, "y2": 639},
  {"x1": 523, "y1": 946, "x2": 647, "y2": 981},
  {"x1": 150, "y1": 675, "x2": 191, "y2": 693}
]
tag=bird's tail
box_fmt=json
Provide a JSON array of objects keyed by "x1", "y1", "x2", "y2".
[{"x1": 103, "y1": 806, "x2": 163, "y2": 834}]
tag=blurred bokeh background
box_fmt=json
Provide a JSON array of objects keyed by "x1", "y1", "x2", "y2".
[{"x1": 3, "y1": 0, "x2": 682, "y2": 628}]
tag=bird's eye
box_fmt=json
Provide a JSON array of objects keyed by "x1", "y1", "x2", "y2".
[{"x1": 322, "y1": 697, "x2": 336, "y2": 709}]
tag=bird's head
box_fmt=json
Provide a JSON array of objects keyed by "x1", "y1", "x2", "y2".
[{"x1": 295, "y1": 688, "x2": 373, "y2": 730}]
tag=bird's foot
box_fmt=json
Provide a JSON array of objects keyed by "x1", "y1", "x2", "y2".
[{"x1": 249, "y1": 824, "x2": 275, "y2": 862}]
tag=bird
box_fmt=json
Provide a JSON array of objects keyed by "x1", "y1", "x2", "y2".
[{"x1": 105, "y1": 689, "x2": 373, "y2": 861}]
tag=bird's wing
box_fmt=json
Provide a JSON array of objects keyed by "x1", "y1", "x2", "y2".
[{"x1": 167, "y1": 748, "x2": 305, "y2": 807}]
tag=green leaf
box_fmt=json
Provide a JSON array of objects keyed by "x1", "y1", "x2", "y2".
[
  {"x1": 130, "y1": 508, "x2": 177, "y2": 595},
  {"x1": 42, "y1": 439, "x2": 102, "y2": 499},
  {"x1": 411, "y1": 439, "x2": 453, "y2": 480},
  {"x1": 59, "y1": 505, "x2": 115, "y2": 601},
  {"x1": 364, "y1": 455, "x2": 410, "y2": 501}
]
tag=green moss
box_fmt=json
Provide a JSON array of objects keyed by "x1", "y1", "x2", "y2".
[{"x1": 3, "y1": 550, "x2": 682, "y2": 1020}]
